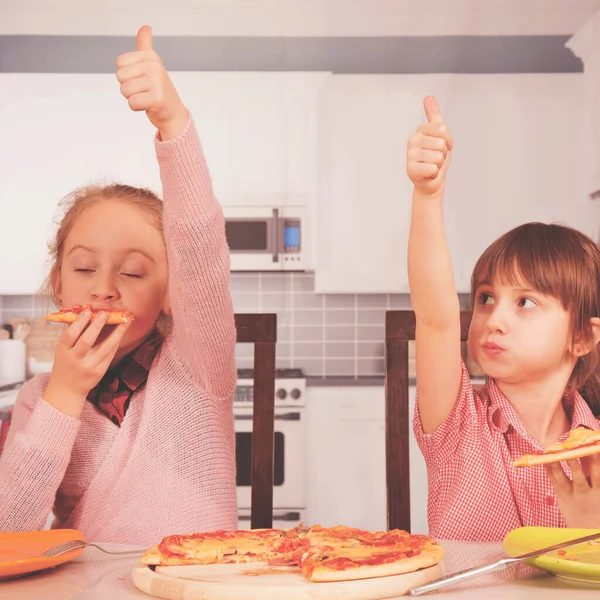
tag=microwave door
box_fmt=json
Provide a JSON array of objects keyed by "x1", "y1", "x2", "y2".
[
  {"x1": 225, "y1": 219, "x2": 273, "y2": 254},
  {"x1": 224, "y1": 210, "x2": 283, "y2": 271}
]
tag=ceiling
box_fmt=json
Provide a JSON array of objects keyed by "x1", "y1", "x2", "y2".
[{"x1": 2, "y1": 0, "x2": 599, "y2": 36}]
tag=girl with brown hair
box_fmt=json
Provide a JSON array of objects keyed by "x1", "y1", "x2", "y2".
[{"x1": 407, "y1": 96, "x2": 600, "y2": 541}]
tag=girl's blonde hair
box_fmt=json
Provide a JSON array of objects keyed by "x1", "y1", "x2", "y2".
[
  {"x1": 40, "y1": 183, "x2": 164, "y2": 306},
  {"x1": 470, "y1": 222, "x2": 600, "y2": 416}
]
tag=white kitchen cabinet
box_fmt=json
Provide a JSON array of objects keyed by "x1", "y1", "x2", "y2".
[
  {"x1": 175, "y1": 71, "x2": 329, "y2": 207},
  {"x1": 315, "y1": 73, "x2": 591, "y2": 294},
  {"x1": 315, "y1": 75, "x2": 441, "y2": 294},
  {"x1": 305, "y1": 385, "x2": 429, "y2": 534},
  {"x1": 443, "y1": 74, "x2": 591, "y2": 291},
  {"x1": 224, "y1": 75, "x2": 286, "y2": 199},
  {"x1": 216, "y1": 72, "x2": 330, "y2": 205},
  {"x1": 305, "y1": 385, "x2": 387, "y2": 531},
  {"x1": 567, "y1": 12, "x2": 600, "y2": 200},
  {"x1": 283, "y1": 74, "x2": 330, "y2": 199}
]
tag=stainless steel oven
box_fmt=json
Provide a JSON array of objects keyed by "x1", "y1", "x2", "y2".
[
  {"x1": 223, "y1": 206, "x2": 305, "y2": 271},
  {"x1": 234, "y1": 369, "x2": 306, "y2": 525}
]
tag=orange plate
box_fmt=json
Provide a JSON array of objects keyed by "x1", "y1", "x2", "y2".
[{"x1": 0, "y1": 529, "x2": 85, "y2": 580}]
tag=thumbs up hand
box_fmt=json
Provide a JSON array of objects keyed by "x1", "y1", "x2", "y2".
[
  {"x1": 406, "y1": 96, "x2": 454, "y2": 197},
  {"x1": 116, "y1": 25, "x2": 188, "y2": 140}
]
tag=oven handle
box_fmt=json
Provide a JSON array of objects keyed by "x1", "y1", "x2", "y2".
[
  {"x1": 239, "y1": 511, "x2": 301, "y2": 522},
  {"x1": 234, "y1": 412, "x2": 301, "y2": 421},
  {"x1": 272, "y1": 207, "x2": 280, "y2": 263}
]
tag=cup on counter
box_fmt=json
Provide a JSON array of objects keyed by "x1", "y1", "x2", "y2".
[
  {"x1": 0, "y1": 339, "x2": 26, "y2": 388},
  {"x1": 29, "y1": 356, "x2": 54, "y2": 376}
]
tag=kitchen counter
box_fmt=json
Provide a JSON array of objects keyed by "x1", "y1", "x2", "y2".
[
  {"x1": 307, "y1": 376, "x2": 487, "y2": 387},
  {"x1": 1, "y1": 377, "x2": 489, "y2": 400},
  {"x1": 307, "y1": 376, "x2": 387, "y2": 386}
]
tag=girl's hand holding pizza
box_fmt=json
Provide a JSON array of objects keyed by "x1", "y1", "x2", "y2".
[
  {"x1": 116, "y1": 25, "x2": 189, "y2": 141},
  {"x1": 546, "y1": 457, "x2": 600, "y2": 529},
  {"x1": 43, "y1": 310, "x2": 131, "y2": 419}
]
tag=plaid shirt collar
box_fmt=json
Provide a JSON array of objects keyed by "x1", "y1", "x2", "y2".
[
  {"x1": 86, "y1": 328, "x2": 164, "y2": 426},
  {"x1": 486, "y1": 377, "x2": 599, "y2": 442}
]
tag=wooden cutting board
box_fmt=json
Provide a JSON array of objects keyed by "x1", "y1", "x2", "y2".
[{"x1": 132, "y1": 561, "x2": 442, "y2": 599}]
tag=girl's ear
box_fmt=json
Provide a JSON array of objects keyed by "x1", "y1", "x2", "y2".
[
  {"x1": 54, "y1": 276, "x2": 63, "y2": 307},
  {"x1": 574, "y1": 317, "x2": 600, "y2": 356},
  {"x1": 161, "y1": 290, "x2": 171, "y2": 316},
  {"x1": 591, "y1": 317, "x2": 600, "y2": 348}
]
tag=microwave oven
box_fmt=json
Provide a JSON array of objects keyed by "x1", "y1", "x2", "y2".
[{"x1": 223, "y1": 206, "x2": 305, "y2": 271}]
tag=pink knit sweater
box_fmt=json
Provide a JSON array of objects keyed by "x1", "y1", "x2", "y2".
[{"x1": 0, "y1": 118, "x2": 238, "y2": 546}]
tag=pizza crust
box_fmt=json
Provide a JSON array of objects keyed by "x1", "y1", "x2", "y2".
[
  {"x1": 305, "y1": 547, "x2": 445, "y2": 583},
  {"x1": 141, "y1": 545, "x2": 164, "y2": 566}
]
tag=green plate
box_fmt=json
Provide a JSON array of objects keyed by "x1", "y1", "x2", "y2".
[{"x1": 503, "y1": 527, "x2": 600, "y2": 583}]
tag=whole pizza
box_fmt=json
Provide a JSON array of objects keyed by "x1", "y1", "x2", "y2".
[{"x1": 142, "y1": 524, "x2": 444, "y2": 583}]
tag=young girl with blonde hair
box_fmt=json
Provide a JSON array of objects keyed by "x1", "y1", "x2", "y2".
[{"x1": 0, "y1": 26, "x2": 238, "y2": 545}]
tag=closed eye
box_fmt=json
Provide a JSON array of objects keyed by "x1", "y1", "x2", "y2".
[
  {"x1": 121, "y1": 273, "x2": 143, "y2": 279},
  {"x1": 75, "y1": 268, "x2": 94, "y2": 274}
]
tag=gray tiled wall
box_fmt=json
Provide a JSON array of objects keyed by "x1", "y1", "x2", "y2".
[
  {"x1": 230, "y1": 273, "x2": 413, "y2": 376},
  {"x1": 0, "y1": 273, "x2": 416, "y2": 377}
]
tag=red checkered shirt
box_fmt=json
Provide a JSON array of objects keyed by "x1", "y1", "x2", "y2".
[{"x1": 414, "y1": 361, "x2": 600, "y2": 541}]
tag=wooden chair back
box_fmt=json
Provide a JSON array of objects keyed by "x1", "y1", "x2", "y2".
[
  {"x1": 384, "y1": 310, "x2": 473, "y2": 531},
  {"x1": 235, "y1": 313, "x2": 277, "y2": 530}
]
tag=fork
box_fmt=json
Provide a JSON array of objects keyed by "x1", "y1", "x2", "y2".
[{"x1": 41, "y1": 540, "x2": 145, "y2": 557}]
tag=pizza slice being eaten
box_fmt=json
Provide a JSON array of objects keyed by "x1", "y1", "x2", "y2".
[
  {"x1": 514, "y1": 426, "x2": 600, "y2": 467},
  {"x1": 45, "y1": 304, "x2": 134, "y2": 325}
]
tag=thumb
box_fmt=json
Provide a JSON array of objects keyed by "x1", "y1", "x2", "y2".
[
  {"x1": 136, "y1": 25, "x2": 153, "y2": 52},
  {"x1": 423, "y1": 96, "x2": 443, "y2": 124}
]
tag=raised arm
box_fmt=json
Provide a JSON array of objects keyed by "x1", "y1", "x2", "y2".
[
  {"x1": 155, "y1": 120, "x2": 236, "y2": 398},
  {"x1": 406, "y1": 96, "x2": 462, "y2": 433},
  {"x1": 117, "y1": 26, "x2": 236, "y2": 398}
]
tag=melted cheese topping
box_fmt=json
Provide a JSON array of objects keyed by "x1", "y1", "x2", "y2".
[
  {"x1": 321, "y1": 546, "x2": 413, "y2": 560},
  {"x1": 161, "y1": 532, "x2": 284, "y2": 562},
  {"x1": 152, "y1": 525, "x2": 438, "y2": 571},
  {"x1": 297, "y1": 526, "x2": 431, "y2": 566},
  {"x1": 545, "y1": 426, "x2": 600, "y2": 453}
]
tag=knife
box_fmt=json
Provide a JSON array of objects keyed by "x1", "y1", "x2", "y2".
[{"x1": 409, "y1": 531, "x2": 600, "y2": 596}]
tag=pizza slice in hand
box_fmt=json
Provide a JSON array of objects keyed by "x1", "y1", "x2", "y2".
[
  {"x1": 45, "y1": 304, "x2": 134, "y2": 325},
  {"x1": 514, "y1": 426, "x2": 600, "y2": 467}
]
